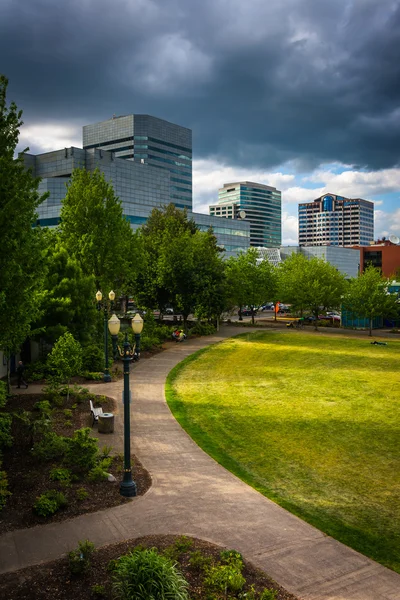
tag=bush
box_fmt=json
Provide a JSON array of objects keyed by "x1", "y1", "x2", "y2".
[
  {"x1": 0, "y1": 469, "x2": 11, "y2": 510},
  {"x1": 64, "y1": 428, "x2": 99, "y2": 473},
  {"x1": 91, "y1": 584, "x2": 106, "y2": 597},
  {"x1": 189, "y1": 550, "x2": 213, "y2": 571},
  {"x1": 82, "y1": 345, "x2": 104, "y2": 373},
  {"x1": 33, "y1": 400, "x2": 53, "y2": 418},
  {"x1": 25, "y1": 360, "x2": 50, "y2": 382},
  {"x1": 42, "y1": 378, "x2": 64, "y2": 406},
  {"x1": 0, "y1": 414, "x2": 12, "y2": 449},
  {"x1": 259, "y1": 590, "x2": 278, "y2": 600},
  {"x1": 204, "y1": 563, "x2": 246, "y2": 594},
  {"x1": 32, "y1": 432, "x2": 67, "y2": 461},
  {"x1": 112, "y1": 547, "x2": 189, "y2": 600},
  {"x1": 82, "y1": 371, "x2": 104, "y2": 381},
  {"x1": 189, "y1": 322, "x2": 216, "y2": 337},
  {"x1": 0, "y1": 380, "x2": 7, "y2": 408},
  {"x1": 87, "y1": 465, "x2": 108, "y2": 482},
  {"x1": 33, "y1": 490, "x2": 67, "y2": 517},
  {"x1": 68, "y1": 540, "x2": 95, "y2": 576},
  {"x1": 76, "y1": 487, "x2": 89, "y2": 501},
  {"x1": 49, "y1": 467, "x2": 72, "y2": 485}
]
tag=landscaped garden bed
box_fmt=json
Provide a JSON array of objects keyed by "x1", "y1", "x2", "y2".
[
  {"x1": 0, "y1": 534, "x2": 298, "y2": 600},
  {"x1": 0, "y1": 390, "x2": 151, "y2": 534},
  {"x1": 166, "y1": 331, "x2": 400, "y2": 574}
]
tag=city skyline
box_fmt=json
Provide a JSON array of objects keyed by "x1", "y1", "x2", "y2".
[{"x1": 2, "y1": 0, "x2": 399, "y2": 244}]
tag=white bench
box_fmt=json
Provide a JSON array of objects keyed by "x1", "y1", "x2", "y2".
[{"x1": 90, "y1": 399, "x2": 104, "y2": 426}]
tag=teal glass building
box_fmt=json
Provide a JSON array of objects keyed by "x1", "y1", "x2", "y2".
[{"x1": 209, "y1": 181, "x2": 282, "y2": 247}]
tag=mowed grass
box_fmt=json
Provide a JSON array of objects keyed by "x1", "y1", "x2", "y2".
[{"x1": 166, "y1": 331, "x2": 400, "y2": 572}]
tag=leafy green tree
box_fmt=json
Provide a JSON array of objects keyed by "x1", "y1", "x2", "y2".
[
  {"x1": 47, "y1": 332, "x2": 82, "y2": 401},
  {"x1": 225, "y1": 248, "x2": 277, "y2": 324},
  {"x1": 342, "y1": 265, "x2": 398, "y2": 336},
  {"x1": 59, "y1": 168, "x2": 138, "y2": 294},
  {"x1": 134, "y1": 204, "x2": 197, "y2": 314},
  {"x1": 0, "y1": 75, "x2": 47, "y2": 391},
  {"x1": 35, "y1": 232, "x2": 98, "y2": 345},
  {"x1": 278, "y1": 253, "x2": 347, "y2": 329}
]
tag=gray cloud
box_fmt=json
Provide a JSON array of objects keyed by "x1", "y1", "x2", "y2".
[{"x1": 1, "y1": 0, "x2": 399, "y2": 169}]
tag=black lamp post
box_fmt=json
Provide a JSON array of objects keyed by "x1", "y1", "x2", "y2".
[
  {"x1": 96, "y1": 290, "x2": 115, "y2": 383},
  {"x1": 108, "y1": 312, "x2": 144, "y2": 497}
]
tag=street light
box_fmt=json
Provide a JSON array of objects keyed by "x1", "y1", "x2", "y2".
[
  {"x1": 96, "y1": 290, "x2": 115, "y2": 382},
  {"x1": 108, "y1": 312, "x2": 144, "y2": 497}
]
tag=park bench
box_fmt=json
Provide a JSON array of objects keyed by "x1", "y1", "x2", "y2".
[{"x1": 90, "y1": 399, "x2": 104, "y2": 426}]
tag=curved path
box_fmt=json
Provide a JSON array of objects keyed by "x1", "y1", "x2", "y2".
[{"x1": 1, "y1": 326, "x2": 399, "y2": 600}]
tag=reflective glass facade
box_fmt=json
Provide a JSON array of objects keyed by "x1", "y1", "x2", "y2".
[
  {"x1": 83, "y1": 115, "x2": 192, "y2": 209},
  {"x1": 209, "y1": 182, "x2": 282, "y2": 247}
]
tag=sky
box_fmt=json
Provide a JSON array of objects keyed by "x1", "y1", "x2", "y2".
[{"x1": 1, "y1": 0, "x2": 400, "y2": 244}]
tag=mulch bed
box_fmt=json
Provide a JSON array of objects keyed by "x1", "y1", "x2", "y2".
[
  {"x1": 0, "y1": 534, "x2": 299, "y2": 600},
  {"x1": 0, "y1": 392, "x2": 151, "y2": 535}
]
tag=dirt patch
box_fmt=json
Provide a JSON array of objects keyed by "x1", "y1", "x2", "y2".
[
  {"x1": 0, "y1": 393, "x2": 151, "y2": 535},
  {"x1": 0, "y1": 534, "x2": 299, "y2": 600}
]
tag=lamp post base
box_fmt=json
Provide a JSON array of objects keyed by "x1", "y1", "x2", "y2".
[
  {"x1": 120, "y1": 479, "x2": 137, "y2": 497},
  {"x1": 103, "y1": 372, "x2": 112, "y2": 383}
]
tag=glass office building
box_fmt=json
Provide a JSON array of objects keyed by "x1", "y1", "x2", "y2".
[
  {"x1": 209, "y1": 181, "x2": 282, "y2": 247},
  {"x1": 83, "y1": 115, "x2": 192, "y2": 210}
]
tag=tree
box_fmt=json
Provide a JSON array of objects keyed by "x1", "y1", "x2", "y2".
[
  {"x1": 278, "y1": 253, "x2": 347, "y2": 329},
  {"x1": 134, "y1": 204, "x2": 198, "y2": 314},
  {"x1": 0, "y1": 75, "x2": 48, "y2": 391},
  {"x1": 225, "y1": 248, "x2": 277, "y2": 324},
  {"x1": 34, "y1": 231, "x2": 98, "y2": 345},
  {"x1": 342, "y1": 265, "x2": 398, "y2": 336},
  {"x1": 59, "y1": 168, "x2": 138, "y2": 294},
  {"x1": 47, "y1": 332, "x2": 82, "y2": 401}
]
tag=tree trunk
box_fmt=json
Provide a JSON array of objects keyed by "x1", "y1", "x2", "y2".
[
  {"x1": 6, "y1": 356, "x2": 11, "y2": 395},
  {"x1": 369, "y1": 317, "x2": 372, "y2": 336}
]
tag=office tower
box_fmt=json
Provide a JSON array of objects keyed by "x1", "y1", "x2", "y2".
[
  {"x1": 298, "y1": 194, "x2": 374, "y2": 247},
  {"x1": 209, "y1": 181, "x2": 282, "y2": 247},
  {"x1": 83, "y1": 115, "x2": 192, "y2": 210}
]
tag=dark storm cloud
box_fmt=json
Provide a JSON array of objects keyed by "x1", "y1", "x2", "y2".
[{"x1": 1, "y1": 0, "x2": 399, "y2": 169}]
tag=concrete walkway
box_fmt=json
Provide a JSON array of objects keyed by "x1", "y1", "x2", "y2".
[{"x1": 1, "y1": 326, "x2": 399, "y2": 600}]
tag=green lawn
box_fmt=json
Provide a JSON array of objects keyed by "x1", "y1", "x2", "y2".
[{"x1": 166, "y1": 331, "x2": 400, "y2": 573}]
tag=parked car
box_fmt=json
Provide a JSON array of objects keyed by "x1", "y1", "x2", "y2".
[
  {"x1": 239, "y1": 307, "x2": 257, "y2": 317},
  {"x1": 164, "y1": 307, "x2": 174, "y2": 315},
  {"x1": 278, "y1": 304, "x2": 290, "y2": 314},
  {"x1": 261, "y1": 302, "x2": 274, "y2": 311}
]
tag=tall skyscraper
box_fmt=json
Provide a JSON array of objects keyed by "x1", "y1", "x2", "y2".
[
  {"x1": 298, "y1": 194, "x2": 374, "y2": 247},
  {"x1": 209, "y1": 181, "x2": 282, "y2": 247},
  {"x1": 83, "y1": 115, "x2": 192, "y2": 210}
]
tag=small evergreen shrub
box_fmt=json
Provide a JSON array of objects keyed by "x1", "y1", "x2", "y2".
[
  {"x1": 0, "y1": 469, "x2": 11, "y2": 510},
  {"x1": 0, "y1": 380, "x2": 8, "y2": 408},
  {"x1": 91, "y1": 584, "x2": 106, "y2": 597},
  {"x1": 64, "y1": 428, "x2": 98, "y2": 473},
  {"x1": 49, "y1": 467, "x2": 71, "y2": 485},
  {"x1": 33, "y1": 490, "x2": 67, "y2": 517},
  {"x1": 82, "y1": 345, "x2": 104, "y2": 373},
  {"x1": 68, "y1": 539, "x2": 95, "y2": 576},
  {"x1": 32, "y1": 432, "x2": 67, "y2": 461},
  {"x1": 82, "y1": 371, "x2": 104, "y2": 381},
  {"x1": 76, "y1": 487, "x2": 89, "y2": 501},
  {"x1": 189, "y1": 322, "x2": 216, "y2": 336},
  {"x1": 112, "y1": 547, "x2": 189, "y2": 600},
  {"x1": 0, "y1": 413, "x2": 12, "y2": 448},
  {"x1": 33, "y1": 400, "x2": 53, "y2": 418},
  {"x1": 188, "y1": 550, "x2": 213, "y2": 571},
  {"x1": 87, "y1": 464, "x2": 108, "y2": 482}
]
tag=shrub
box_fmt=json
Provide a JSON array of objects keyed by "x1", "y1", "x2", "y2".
[
  {"x1": 112, "y1": 547, "x2": 189, "y2": 600},
  {"x1": 76, "y1": 487, "x2": 89, "y2": 501},
  {"x1": 91, "y1": 584, "x2": 106, "y2": 597},
  {"x1": 0, "y1": 414, "x2": 12, "y2": 449},
  {"x1": 68, "y1": 539, "x2": 95, "y2": 576},
  {"x1": 42, "y1": 378, "x2": 64, "y2": 406},
  {"x1": 33, "y1": 400, "x2": 53, "y2": 418},
  {"x1": 63, "y1": 409, "x2": 73, "y2": 419},
  {"x1": 82, "y1": 344, "x2": 104, "y2": 373},
  {"x1": 34, "y1": 490, "x2": 67, "y2": 517},
  {"x1": 188, "y1": 550, "x2": 213, "y2": 571},
  {"x1": 64, "y1": 428, "x2": 99, "y2": 473},
  {"x1": 101, "y1": 445, "x2": 113, "y2": 458},
  {"x1": 259, "y1": 590, "x2": 278, "y2": 600},
  {"x1": 82, "y1": 371, "x2": 104, "y2": 381},
  {"x1": 0, "y1": 469, "x2": 11, "y2": 510},
  {"x1": 49, "y1": 467, "x2": 72, "y2": 485},
  {"x1": 189, "y1": 322, "x2": 216, "y2": 337},
  {"x1": 32, "y1": 432, "x2": 67, "y2": 461},
  {"x1": 220, "y1": 549, "x2": 243, "y2": 569},
  {"x1": 25, "y1": 360, "x2": 49, "y2": 382},
  {"x1": 204, "y1": 562, "x2": 245, "y2": 594},
  {"x1": 174, "y1": 535, "x2": 193, "y2": 554},
  {"x1": 0, "y1": 380, "x2": 7, "y2": 408},
  {"x1": 87, "y1": 465, "x2": 109, "y2": 482}
]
